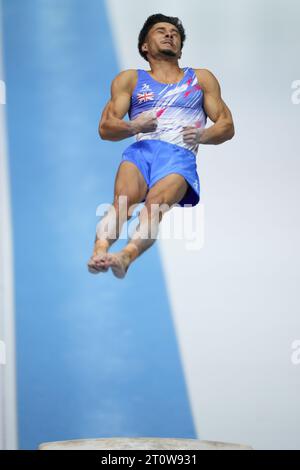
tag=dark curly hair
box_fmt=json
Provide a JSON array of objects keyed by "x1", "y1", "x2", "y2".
[{"x1": 138, "y1": 13, "x2": 186, "y2": 62}]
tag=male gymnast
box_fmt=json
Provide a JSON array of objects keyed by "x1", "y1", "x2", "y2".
[{"x1": 87, "y1": 13, "x2": 235, "y2": 278}]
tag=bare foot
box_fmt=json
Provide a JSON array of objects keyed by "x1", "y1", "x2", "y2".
[
  {"x1": 105, "y1": 251, "x2": 131, "y2": 279},
  {"x1": 87, "y1": 249, "x2": 109, "y2": 274}
]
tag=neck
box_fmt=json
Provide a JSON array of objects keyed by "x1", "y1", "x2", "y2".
[{"x1": 148, "y1": 58, "x2": 182, "y2": 82}]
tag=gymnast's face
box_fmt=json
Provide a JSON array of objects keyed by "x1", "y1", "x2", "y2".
[{"x1": 142, "y1": 22, "x2": 182, "y2": 60}]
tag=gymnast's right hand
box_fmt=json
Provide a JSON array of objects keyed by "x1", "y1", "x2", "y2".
[{"x1": 129, "y1": 110, "x2": 158, "y2": 134}]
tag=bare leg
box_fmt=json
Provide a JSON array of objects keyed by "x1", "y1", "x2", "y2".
[
  {"x1": 105, "y1": 201, "x2": 167, "y2": 278},
  {"x1": 87, "y1": 198, "x2": 130, "y2": 274},
  {"x1": 87, "y1": 161, "x2": 148, "y2": 274},
  {"x1": 106, "y1": 173, "x2": 188, "y2": 279}
]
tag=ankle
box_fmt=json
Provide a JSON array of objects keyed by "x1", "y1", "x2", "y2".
[
  {"x1": 94, "y1": 239, "x2": 110, "y2": 252},
  {"x1": 123, "y1": 243, "x2": 139, "y2": 262}
]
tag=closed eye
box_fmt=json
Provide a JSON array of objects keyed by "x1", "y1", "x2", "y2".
[{"x1": 155, "y1": 28, "x2": 179, "y2": 36}]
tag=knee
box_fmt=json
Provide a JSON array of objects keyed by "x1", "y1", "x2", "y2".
[
  {"x1": 143, "y1": 195, "x2": 170, "y2": 221},
  {"x1": 113, "y1": 193, "x2": 140, "y2": 219},
  {"x1": 145, "y1": 189, "x2": 163, "y2": 206}
]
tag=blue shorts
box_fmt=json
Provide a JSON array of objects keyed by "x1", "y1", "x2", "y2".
[{"x1": 120, "y1": 139, "x2": 200, "y2": 207}]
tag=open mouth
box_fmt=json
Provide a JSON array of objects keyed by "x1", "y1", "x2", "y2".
[{"x1": 162, "y1": 41, "x2": 173, "y2": 46}]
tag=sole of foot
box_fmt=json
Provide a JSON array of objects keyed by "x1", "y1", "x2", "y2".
[
  {"x1": 105, "y1": 252, "x2": 130, "y2": 279},
  {"x1": 87, "y1": 252, "x2": 109, "y2": 274}
]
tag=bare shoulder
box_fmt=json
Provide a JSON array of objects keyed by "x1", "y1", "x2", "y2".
[
  {"x1": 193, "y1": 68, "x2": 221, "y2": 93},
  {"x1": 111, "y1": 69, "x2": 138, "y2": 94}
]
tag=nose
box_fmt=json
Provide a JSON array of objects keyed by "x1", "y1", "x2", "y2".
[{"x1": 164, "y1": 32, "x2": 173, "y2": 41}]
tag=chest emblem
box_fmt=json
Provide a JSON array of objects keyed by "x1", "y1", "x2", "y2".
[{"x1": 137, "y1": 83, "x2": 155, "y2": 103}]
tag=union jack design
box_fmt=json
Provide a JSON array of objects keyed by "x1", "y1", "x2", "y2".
[{"x1": 137, "y1": 91, "x2": 154, "y2": 103}]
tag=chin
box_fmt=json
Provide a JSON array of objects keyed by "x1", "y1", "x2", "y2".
[{"x1": 160, "y1": 48, "x2": 177, "y2": 57}]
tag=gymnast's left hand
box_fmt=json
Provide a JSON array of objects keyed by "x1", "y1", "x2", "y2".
[{"x1": 182, "y1": 125, "x2": 204, "y2": 145}]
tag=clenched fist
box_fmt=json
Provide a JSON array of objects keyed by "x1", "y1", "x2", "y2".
[
  {"x1": 182, "y1": 125, "x2": 204, "y2": 145},
  {"x1": 129, "y1": 110, "x2": 158, "y2": 134}
]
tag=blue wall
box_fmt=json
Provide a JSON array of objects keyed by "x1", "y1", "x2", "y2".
[{"x1": 2, "y1": 0, "x2": 196, "y2": 449}]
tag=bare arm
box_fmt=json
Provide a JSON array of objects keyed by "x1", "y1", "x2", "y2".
[
  {"x1": 99, "y1": 70, "x2": 158, "y2": 141},
  {"x1": 98, "y1": 70, "x2": 136, "y2": 141},
  {"x1": 183, "y1": 69, "x2": 235, "y2": 145}
]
